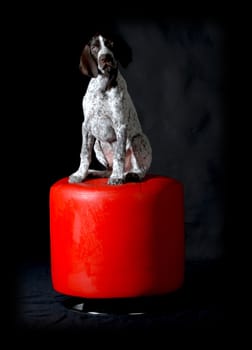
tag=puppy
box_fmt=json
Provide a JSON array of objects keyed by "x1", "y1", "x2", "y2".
[{"x1": 69, "y1": 33, "x2": 152, "y2": 185}]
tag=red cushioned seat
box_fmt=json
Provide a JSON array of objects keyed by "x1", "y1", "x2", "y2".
[{"x1": 49, "y1": 174, "x2": 184, "y2": 298}]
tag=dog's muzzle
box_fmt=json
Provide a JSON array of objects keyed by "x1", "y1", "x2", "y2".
[{"x1": 98, "y1": 53, "x2": 116, "y2": 71}]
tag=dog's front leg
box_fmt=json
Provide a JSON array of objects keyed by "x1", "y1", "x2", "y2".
[
  {"x1": 108, "y1": 124, "x2": 127, "y2": 185},
  {"x1": 69, "y1": 122, "x2": 94, "y2": 183}
]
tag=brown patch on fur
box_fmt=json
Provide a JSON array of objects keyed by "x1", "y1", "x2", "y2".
[{"x1": 79, "y1": 45, "x2": 98, "y2": 77}]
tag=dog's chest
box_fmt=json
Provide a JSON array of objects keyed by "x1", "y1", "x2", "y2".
[
  {"x1": 83, "y1": 76, "x2": 124, "y2": 120},
  {"x1": 83, "y1": 90, "x2": 112, "y2": 118}
]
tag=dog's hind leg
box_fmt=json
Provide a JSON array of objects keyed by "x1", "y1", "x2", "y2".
[{"x1": 125, "y1": 134, "x2": 152, "y2": 182}]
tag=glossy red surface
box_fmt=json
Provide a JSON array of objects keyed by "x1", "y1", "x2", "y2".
[{"x1": 50, "y1": 175, "x2": 184, "y2": 298}]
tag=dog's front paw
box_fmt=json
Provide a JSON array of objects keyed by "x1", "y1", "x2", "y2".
[
  {"x1": 108, "y1": 177, "x2": 124, "y2": 185},
  {"x1": 68, "y1": 173, "x2": 85, "y2": 183}
]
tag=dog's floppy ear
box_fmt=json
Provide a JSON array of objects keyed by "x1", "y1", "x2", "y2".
[
  {"x1": 79, "y1": 44, "x2": 98, "y2": 77},
  {"x1": 113, "y1": 35, "x2": 133, "y2": 68}
]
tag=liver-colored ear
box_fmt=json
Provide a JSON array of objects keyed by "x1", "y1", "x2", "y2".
[{"x1": 79, "y1": 45, "x2": 98, "y2": 77}]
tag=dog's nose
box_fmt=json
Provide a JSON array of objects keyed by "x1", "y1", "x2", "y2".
[{"x1": 100, "y1": 53, "x2": 113, "y2": 64}]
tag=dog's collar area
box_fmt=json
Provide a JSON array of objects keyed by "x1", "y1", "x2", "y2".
[{"x1": 96, "y1": 68, "x2": 118, "y2": 91}]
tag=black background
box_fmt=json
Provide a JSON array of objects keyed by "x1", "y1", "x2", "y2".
[
  {"x1": 14, "y1": 15, "x2": 228, "y2": 263},
  {"x1": 7, "y1": 6, "x2": 235, "y2": 336}
]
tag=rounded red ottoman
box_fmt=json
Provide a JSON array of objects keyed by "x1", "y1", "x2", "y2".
[{"x1": 49, "y1": 174, "x2": 184, "y2": 298}]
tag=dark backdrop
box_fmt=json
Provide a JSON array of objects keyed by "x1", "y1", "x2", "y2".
[
  {"x1": 7, "y1": 10, "x2": 231, "y2": 336},
  {"x1": 13, "y1": 15, "x2": 227, "y2": 265}
]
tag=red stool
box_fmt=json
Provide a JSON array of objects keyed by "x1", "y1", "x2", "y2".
[{"x1": 49, "y1": 174, "x2": 184, "y2": 299}]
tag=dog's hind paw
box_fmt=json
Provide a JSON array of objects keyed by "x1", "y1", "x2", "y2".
[{"x1": 125, "y1": 173, "x2": 141, "y2": 183}]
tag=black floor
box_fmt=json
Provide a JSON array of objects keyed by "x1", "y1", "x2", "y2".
[{"x1": 13, "y1": 259, "x2": 225, "y2": 336}]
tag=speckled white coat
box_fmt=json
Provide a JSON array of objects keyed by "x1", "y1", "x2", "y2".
[{"x1": 69, "y1": 35, "x2": 152, "y2": 185}]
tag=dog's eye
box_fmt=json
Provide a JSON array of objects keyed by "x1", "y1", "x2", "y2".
[
  {"x1": 91, "y1": 45, "x2": 99, "y2": 51},
  {"x1": 90, "y1": 42, "x2": 100, "y2": 55},
  {"x1": 105, "y1": 40, "x2": 113, "y2": 49}
]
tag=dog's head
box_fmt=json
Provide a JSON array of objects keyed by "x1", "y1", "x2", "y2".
[{"x1": 79, "y1": 33, "x2": 132, "y2": 78}]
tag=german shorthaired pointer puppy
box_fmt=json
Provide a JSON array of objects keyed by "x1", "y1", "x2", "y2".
[{"x1": 69, "y1": 33, "x2": 152, "y2": 185}]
